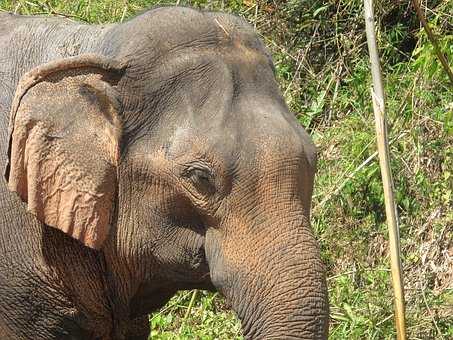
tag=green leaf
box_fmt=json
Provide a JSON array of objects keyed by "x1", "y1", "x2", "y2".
[{"x1": 313, "y1": 5, "x2": 329, "y2": 17}]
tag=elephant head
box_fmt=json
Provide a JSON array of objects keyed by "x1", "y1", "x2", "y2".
[{"x1": 5, "y1": 7, "x2": 328, "y2": 339}]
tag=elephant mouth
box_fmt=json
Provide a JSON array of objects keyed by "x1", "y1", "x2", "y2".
[
  {"x1": 189, "y1": 243, "x2": 208, "y2": 270},
  {"x1": 165, "y1": 232, "x2": 212, "y2": 286},
  {"x1": 182, "y1": 244, "x2": 213, "y2": 287}
]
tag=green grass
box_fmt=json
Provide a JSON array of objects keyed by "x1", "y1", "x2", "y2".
[{"x1": 1, "y1": 0, "x2": 452, "y2": 339}]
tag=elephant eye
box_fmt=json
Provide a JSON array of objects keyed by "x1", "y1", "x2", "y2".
[{"x1": 182, "y1": 164, "x2": 216, "y2": 196}]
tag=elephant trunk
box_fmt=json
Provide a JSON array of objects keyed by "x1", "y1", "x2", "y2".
[{"x1": 207, "y1": 220, "x2": 329, "y2": 339}]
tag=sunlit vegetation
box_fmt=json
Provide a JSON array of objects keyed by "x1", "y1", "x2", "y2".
[{"x1": 1, "y1": 0, "x2": 451, "y2": 338}]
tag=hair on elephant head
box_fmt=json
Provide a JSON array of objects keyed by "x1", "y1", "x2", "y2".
[{"x1": 1, "y1": 6, "x2": 328, "y2": 339}]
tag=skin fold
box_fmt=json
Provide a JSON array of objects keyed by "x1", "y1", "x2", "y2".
[{"x1": 0, "y1": 6, "x2": 329, "y2": 339}]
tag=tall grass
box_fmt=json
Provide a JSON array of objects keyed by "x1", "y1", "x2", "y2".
[{"x1": 1, "y1": 0, "x2": 451, "y2": 339}]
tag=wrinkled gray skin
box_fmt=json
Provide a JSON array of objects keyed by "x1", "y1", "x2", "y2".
[{"x1": 0, "y1": 6, "x2": 328, "y2": 340}]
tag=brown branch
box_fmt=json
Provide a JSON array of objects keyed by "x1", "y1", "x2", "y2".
[
  {"x1": 412, "y1": 0, "x2": 453, "y2": 86},
  {"x1": 363, "y1": 1, "x2": 407, "y2": 340}
]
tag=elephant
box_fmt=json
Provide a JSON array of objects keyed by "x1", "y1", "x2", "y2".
[{"x1": 0, "y1": 6, "x2": 329, "y2": 340}]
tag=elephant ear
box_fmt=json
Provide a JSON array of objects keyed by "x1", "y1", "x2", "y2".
[{"x1": 5, "y1": 54, "x2": 126, "y2": 249}]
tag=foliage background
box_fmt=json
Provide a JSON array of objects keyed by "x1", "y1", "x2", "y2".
[{"x1": 1, "y1": 0, "x2": 451, "y2": 339}]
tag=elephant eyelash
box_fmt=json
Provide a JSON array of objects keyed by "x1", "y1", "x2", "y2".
[
  {"x1": 181, "y1": 164, "x2": 216, "y2": 196},
  {"x1": 189, "y1": 168, "x2": 211, "y2": 183},
  {"x1": 181, "y1": 162, "x2": 212, "y2": 177}
]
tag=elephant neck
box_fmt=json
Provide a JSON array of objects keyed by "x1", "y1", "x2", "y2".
[
  {"x1": 41, "y1": 230, "x2": 116, "y2": 337},
  {"x1": 40, "y1": 235, "x2": 147, "y2": 339}
]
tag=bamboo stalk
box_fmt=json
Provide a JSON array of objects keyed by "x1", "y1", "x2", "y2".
[
  {"x1": 363, "y1": 1, "x2": 407, "y2": 340},
  {"x1": 412, "y1": 0, "x2": 453, "y2": 86},
  {"x1": 180, "y1": 289, "x2": 198, "y2": 332}
]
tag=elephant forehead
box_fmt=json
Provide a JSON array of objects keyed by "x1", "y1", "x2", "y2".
[{"x1": 132, "y1": 99, "x2": 310, "y2": 166}]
